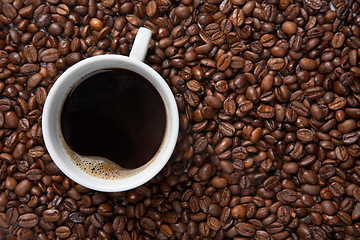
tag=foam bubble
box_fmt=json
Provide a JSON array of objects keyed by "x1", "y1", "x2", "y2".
[
  {"x1": 70, "y1": 154, "x2": 130, "y2": 180},
  {"x1": 60, "y1": 136, "x2": 144, "y2": 180}
]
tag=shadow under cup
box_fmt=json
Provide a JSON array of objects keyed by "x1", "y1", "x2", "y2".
[{"x1": 42, "y1": 55, "x2": 179, "y2": 192}]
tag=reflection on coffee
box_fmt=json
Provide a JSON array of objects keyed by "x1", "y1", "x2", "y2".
[{"x1": 60, "y1": 68, "x2": 166, "y2": 170}]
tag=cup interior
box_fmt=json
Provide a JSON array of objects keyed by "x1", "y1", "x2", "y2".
[{"x1": 42, "y1": 55, "x2": 179, "y2": 192}]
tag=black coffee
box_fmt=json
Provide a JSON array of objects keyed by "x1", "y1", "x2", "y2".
[{"x1": 60, "y1": 68, "x2": 166, "y2": 169}]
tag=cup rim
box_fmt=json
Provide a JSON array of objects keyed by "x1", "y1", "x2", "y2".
[{"x1": 42, "y1": 55, "x2": 179, "y2": 192}]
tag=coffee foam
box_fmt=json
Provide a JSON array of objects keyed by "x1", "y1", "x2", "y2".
[{"x1": 59, "y1": 135, "x2": 146, "y2": 180}]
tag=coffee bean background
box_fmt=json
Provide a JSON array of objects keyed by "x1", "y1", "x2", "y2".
[{"x1": 1, "y1": 0, "x2": 360, "y2": 239}]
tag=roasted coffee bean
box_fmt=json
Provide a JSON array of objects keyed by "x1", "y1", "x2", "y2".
[
  {"x1": 282, "y1": 21, "x2": 298, "y2": 35},
  {"x1": 343, "y1": 132, "x2": 359, "y2": 145},
  {"x1": 207, "y1": 217, "x2": 221, "y2": 231},
  {"x1": 299, "y1": 58, "x2": 317, "y2": 70},
  {"x1": 217, "y1": 54, "x2": 231, "y2": 71},
  {"x1": 235, "y1": 222, "x2": 255, "y2": 237},
  {"x1": 113, "y1": 216, "x2": 126, "y2": 233},
  {"x1": 267, "y1": 58, "x2": 286, "y2": 70},
  {"x1": 218, "y1": 122, "x2": 235, "y2": 137},
  {"x1": 238, "y1": 100, "x2": 253, "y2": 113},
  {"x1": 297, "y1": 129, "x2": 313, "y2": 142},
  {"x1": 0, "y1": 1, "x2": 359, "y2": 239},
  {"x1": 257, "y1": 105, "x2": 275, "y2": 118},
  {"x1": 281, "y1": 189, "x2": 298, "y2": 202},
  {"x1": 55, "y1": 226, "x2": 71, "y2": 238},
  {"x1": 304, "y1": 86, "x2": 325, "y2": 100},
  {"x1": 15, "y1": 179, "x2": 32, "y2": 197},
  {"x1": 329, "y1": 182, "x2": 345, "y2": 197},
  {"x1": 43, "y1": 209, "x2": 60, "y2": 222},
  {"x1": 20, "y1": 64, "x2": 40, "y2": 75},
  {"x1": 26, "y1": 169, "x2": 42, "y2": 181},
  {"x1": 338, "y1": 119, "x2": 356, "y2": 133},
  {"x1": 289, "y1": 101, "x2": 309, "y2": 117},
  {"x1": 329, "y1": 97, "x2": 347, "y2": 110},
  {"x1": 194, "y1": 137, "x2": 208, "y2": 153},
  {"x1": 24, "y1": 45, "x2": 38, "y2": 63},
  {"x1": 39, "y1": 48, "x2": 60, "y2": 62},
  {"x1": 18, "y1": 213, "x2": 39, "y2": 228}
]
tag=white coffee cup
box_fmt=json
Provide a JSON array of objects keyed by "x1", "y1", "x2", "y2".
[{"x1": 42, "y1": 28, "x2": 179, "y2": 192}]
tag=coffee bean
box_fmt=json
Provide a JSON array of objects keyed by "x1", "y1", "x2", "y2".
[
  {"x1": 235, "y1": 222, "x2": 255, "y2": 237},
  {"x1": 198, "y1": 163, "x2": 215, "y2": 181},
  {"x1": 55, "y1": 226, "x2": 71, "y2": 238},
  {"x1": 329, "y1": 182, "x2": 345, "y2": 197},
  {"x1": 65, "y1": 52, "x2": 81, "y2": 66},
  {"x1": 238, "y1": 100, "x2": 253, "y2": 112},
  {"x1": 207, "y1": 216, "x2": 221, "y2": 231},
  {"x1": 280, "y1": 189, "x2": 297, "y2": 202},
  {"x1": 218, "y1": 122, "x2": 235, "y2": 137},
  {"x1": 353, "y1": 203, "x2": 360, "y2": 220},
  {"x1": 27, "y1": 73, "x2": 43, "y2": 90},
  {"x1": 194, "y1": 137, "x2": 208, "y2": 153},
  {"x1": 338, "y1": 119, "x2": 356, "y2": 133},
  {"x1": 345, "y1": 108, "x2": 360, "y2": 118},
  {"x1": 0, "y1": 69, "x2": 11, "y2": 80},
  {"x1": 267, "y1": 58, "x2": 286, "y2": 70},
  {"x1": 289, "y1": 101, "x2": 309, "y2": 117},
  {"x1": 282, "y1": 21, "x2": 298, "y2": 35},
  {"x1": 299, "y1": 58, "x2": 317, "y2": 70},
  {"x1": 3, "y1": 3, "x2": 17, "y2": 19},
  {"x1": 43, "y1": 209, "x2": 60, "y2": 222},
  {"x1": 216, "y1": 54, "x2": 231, "y2": 71},
  {"x1": 321, "y1": 200, "x2": 337, "y2": 215},
  {"x1": 223, "y1": 98, "x2": 236, "y2": 115},
  {"x1": 6, "y1": 207, "x2": 19, "y2": 225},
  {"x1": 328, "y1": 97, "x2": 347, "y2": 110},
  {"x1": 263, "y1": 176, "x2": 280, "y2": 190},
  {"x1": 257, "y1": 105, "x2": 275, "y2": 118},
  {"x1": 4, "y1": 111, "x2": 18, "y2": 129},
  {"x1": 56, "y1": 4, "x2": 70, "y2": 16},
  {"x1": 230, "y1": 8, "x2": 244, "y2": 27},
  {"x1": 113, "y1": 216, "x2": 126, "y2": 233},
  {"x1": 18, "y1": 213, "x2": 39, "y2": 228},
  {"x1": 214, "y1": 137, "x2": 232, "y2": 154},
  {"x1": 140, "y1": 217, "x2": 155, "y2": 230},
  {"x1": 331, "y1": 32, "x2": 345, "y2": 48},
  {"x1": 0, "y1": 1, "x2": 359, "y2": 239},
  {"x1": 205, "y1": 96, "x2": 222, "y2": 109},
  {"x1": 14, "y1": 179, "x2": 32, "y2": 197},
  {"x1": 319, "y1": 164, "x2": 336, "y2": 179},
  {"x1": 304, "y1": 86, "x2": 325, "y2": 100},
  {"x1": 24, "y1": 45, "x2": 38, "y2": 63},
  {"x1": 297, "y1": 129, "x2": 313, "y2": 142},
  {"x1": 210, "y1": 176, "x2": 228, "y2": 188},
  {"x1": 32, "y1": 32, "x2": 48, "y2": 48},
  {"x1": 26, "y1": 169, "x2": 43, "y2": 181},
  {"x1": 343, "y1": 132, "x2": 359, "y2": 145},
  {"x1": 20, "y1": 63, "x2": 40, "y2": 75},
  {"x1": 232, "y1": 147, "x2": 248, "y2": 161},
  {"x1": 39, "y1": 48, "x2": 60, "y2": 62}
]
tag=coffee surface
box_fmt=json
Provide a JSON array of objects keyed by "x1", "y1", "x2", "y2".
[{"x1": 61, "y1": 68, "x2": 166, "y2": 169}]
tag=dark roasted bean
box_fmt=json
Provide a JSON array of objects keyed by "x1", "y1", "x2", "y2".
[{"x1": 0, "y1": 1, "x2": 359, "y2": 239}]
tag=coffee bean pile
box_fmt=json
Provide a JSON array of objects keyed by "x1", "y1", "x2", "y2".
[{"x1": 1, "y1": 0, "x2": 360, "y2": 239}]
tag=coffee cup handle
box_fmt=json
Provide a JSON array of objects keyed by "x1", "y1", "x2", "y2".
[{"x1": 129, "y1": 27, "x2": 152, "y2": 62}]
